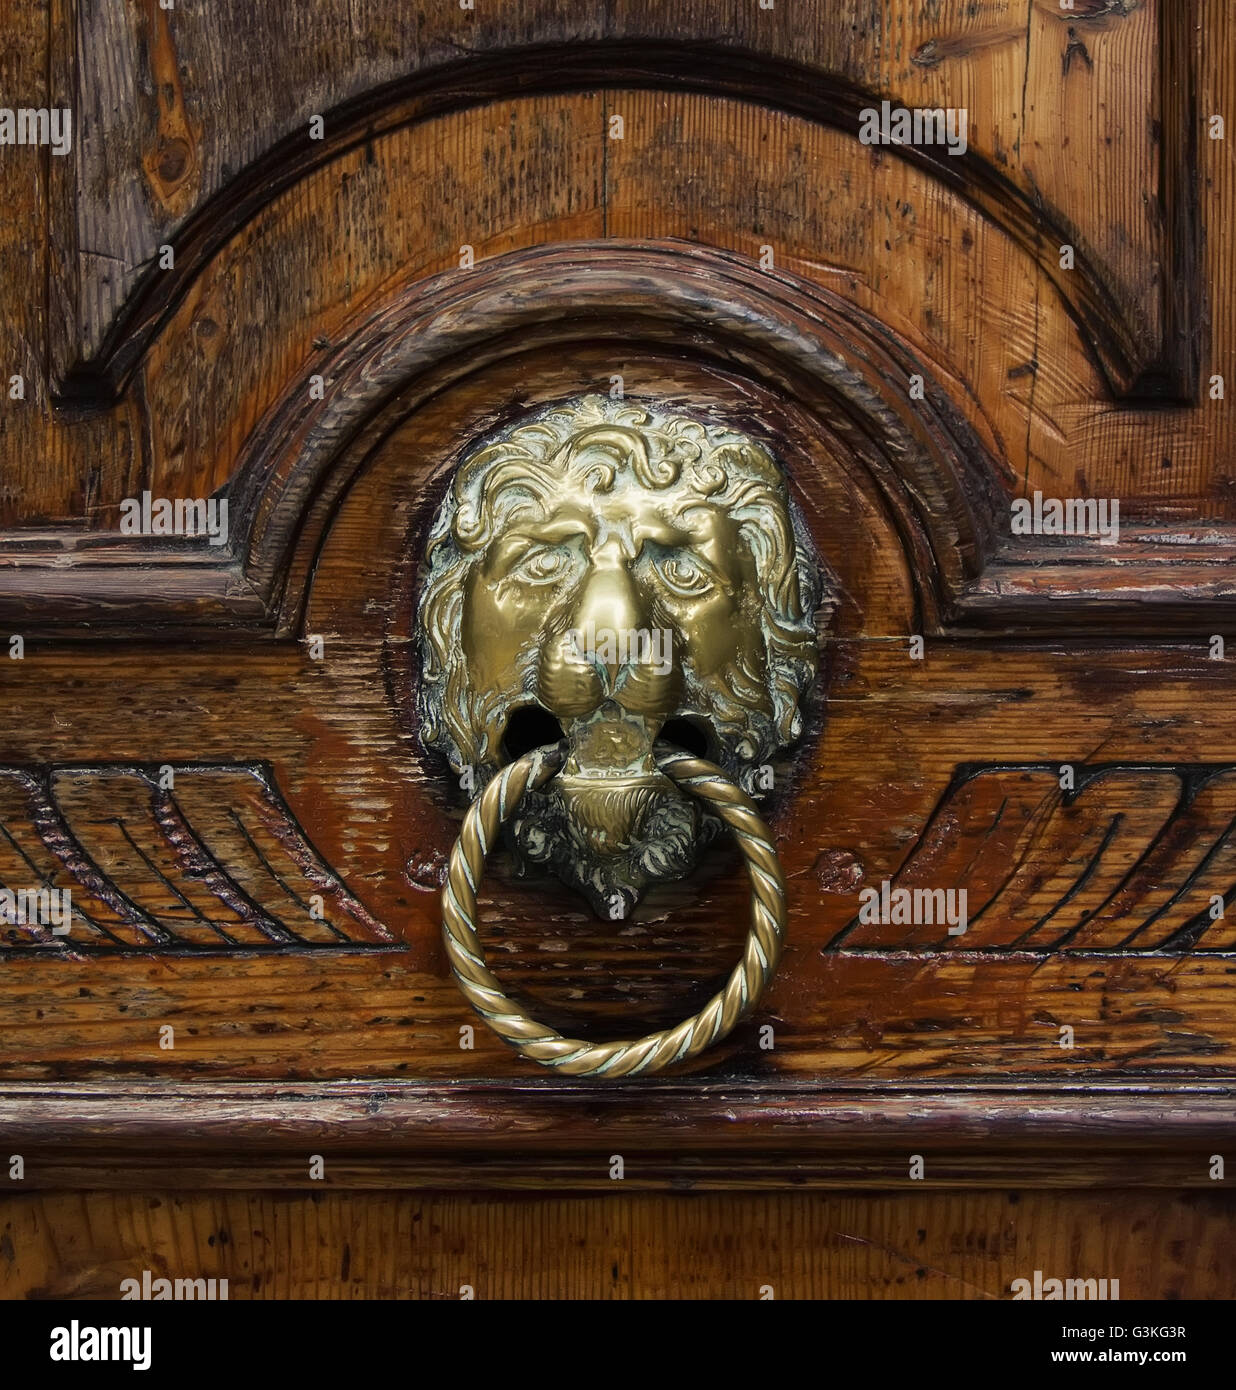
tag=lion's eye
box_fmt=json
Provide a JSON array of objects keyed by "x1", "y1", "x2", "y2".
[
  {"x1": 651, "y1": 552, "x2": 713, "y2": 598},
  {"x1": 510, "y1": 545, "x2": 577, "y2": 585}
]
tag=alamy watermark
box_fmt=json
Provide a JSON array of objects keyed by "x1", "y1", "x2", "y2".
[
  {"x1": 858, "y1": 879, "x2": 968, "y2": 935},
  {"x1": 121, "y1": 1270, "x2": 228, "y2": 1301},
  {"x1": 0, "y1": 106, "x2": 71, "y2": 157},
  {"x1": 49, "y1": 1322, "x2": 151, "y2": 1371},
  {"x1": 567, "y1": 621, "x2": 673, "y2": 677},
  {"x1": 1011, "y1": 1270, "x2": 1119, "y2": 1300},
  {"x1": 119, "y1": 491, "x2": 229, "y2": 547},
  {"x1": 858, "y1": 101, "x2": 968, "y2": 157},
  {"x1": 0, "y1": 885, "x2": 71, "y2": 934},
  {"x1": 1011, "y1": 491, "x2": 1120, "y2": 544}
]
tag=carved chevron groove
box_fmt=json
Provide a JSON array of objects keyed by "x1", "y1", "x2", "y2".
[
  {"x1": 827, "y1": 764, "x2": 1236, "y2": 956},
  {"x1": 0, "y1": 763, "x2": 396, "y2": 955},
  {"x1": 11, "y1": 758, "x2": 1232, "y2": 961}
]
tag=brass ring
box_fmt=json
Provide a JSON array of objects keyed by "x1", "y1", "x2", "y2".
[{"x1": 441, "y1": 743, "x2": 788, "y2": 1076}]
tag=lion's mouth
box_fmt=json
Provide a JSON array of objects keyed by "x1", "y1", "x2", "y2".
[
  {"x1": 501, "y1": 703, "x2": 720, "y2": 766},
  {"x1": 501, "y1": 704, "x2": 568, "y2": 762},
  {"x1": 551, "y1": 713, "x2": 718, "y2": 855},
  {"x1": 555, "y1": 776, "x2": 662, "y2": 854},
  {"x1": 499, "y1": 702, "x2": 720, "y2": 917},
  {"x1": 492, "y1": 693, "x2": 738, "y2": 904}
]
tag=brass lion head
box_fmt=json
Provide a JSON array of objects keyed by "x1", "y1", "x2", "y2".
[{"x1": 417, "y1": 396, "x2": 823, "y2": 916}]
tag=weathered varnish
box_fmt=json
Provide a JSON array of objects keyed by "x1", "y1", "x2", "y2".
[{"x1": 1, "y1": 0, "x2": 1234, "y2": 1299}]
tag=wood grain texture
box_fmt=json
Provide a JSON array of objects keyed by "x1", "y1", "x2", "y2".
[
  {"x1": 52, "y1": 2, "x2": 1184, "y2": 399},
  {"x1": 3, "y1": 1078, "x2": 1235, "y2": 1189},
  {"x1": 3, "y1": 8, "x2": 1229, "y2": 626},
  {"x1": 0, "y1": 762, "x2": 397, "y2": 953},
  {"x1": 2, "y1": 334, "x2": 1236, "y2": 1110},
  {"x1": 1, "y1": 0, "x2": 1235, "y2": 1215},
  {"x1": 10, "y1": 235, "x2": 1235, "y2": 632},
  {"x1": 2, "y1": 1189, "x2": 1233, "y2": 1299},
  {"x1": 15, "y1": 757, "x2": 1236, "y2": 959}
]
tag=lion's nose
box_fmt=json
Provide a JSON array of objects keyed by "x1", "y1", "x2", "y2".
[{"x1": 571, "y1": 564, "x2": 644, "y2": 685}]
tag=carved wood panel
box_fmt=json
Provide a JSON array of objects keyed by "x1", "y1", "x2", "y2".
[{"x1": 1, "y1": 1, "x2": 1235, "y2": 1203}]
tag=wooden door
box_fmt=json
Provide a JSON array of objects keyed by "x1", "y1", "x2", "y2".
[{"x1": 2, "y1": 0, "x2": 1235, "y2": 1302}]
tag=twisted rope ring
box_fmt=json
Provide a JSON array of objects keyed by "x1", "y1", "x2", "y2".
[{"x1": 441, "y1": 743, "x2": 788, "y2": 1077}]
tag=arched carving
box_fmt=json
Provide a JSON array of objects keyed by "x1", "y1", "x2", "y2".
[
  {"x1": 52, "y1": 41, "x2": 1188, "y2": 405},
  {"x1": 9, "y1": 239, "x2": 1232, "y2": 635},
  {"x1": 235, "y1": 241, "x2": 1009, "y2": 637}
]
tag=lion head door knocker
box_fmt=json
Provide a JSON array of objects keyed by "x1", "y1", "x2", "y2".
[{"x1": 417, "y1": 396, "x2": 824, "y2": 1075}]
